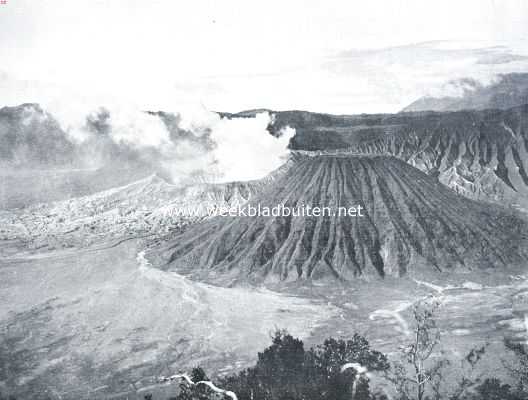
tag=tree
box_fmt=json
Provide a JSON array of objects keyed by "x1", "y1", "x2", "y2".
[
  {"x1": 310, "y1": 335, "x2": 389, "y2": 400},
  {"x1": 255, "y1": 330, "x2": 306, "y2": 400},
  {"x1": 393, "y1": 297, "x2": 443, "y2": 400},
  {"x1": 176, "y1": 367, "x2": 212, "y2": 400},
  {"x1": 391, "y1": 297, "x2": 491, "y2": 400},
  {"x1": 220, "y1": 330, "x2": 306, "y2": 400},
  {"x1": 219, "y1": 330, "x2": 389, "y2": 400}
]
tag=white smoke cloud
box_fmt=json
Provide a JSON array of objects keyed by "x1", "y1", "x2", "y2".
[
  {"x1": 107, "y1": 108, "x2": 172, "y2": 149},
  {"x1": 182, "y1": 111, "x2": 295, "y2": 183},
  {"x1": 26, "y1": 100, "x2": 295, "y2": 185}
]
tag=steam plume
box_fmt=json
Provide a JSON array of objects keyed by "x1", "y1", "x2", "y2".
[{"x1": 4, "y1": 101, "x2": 295, "y2": 185}]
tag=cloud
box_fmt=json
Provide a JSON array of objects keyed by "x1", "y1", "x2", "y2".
[
  {"x1": 204, "y1": 112, "x2": 295, "y2": 182},
  {"x1": 4, "y1": 35, "x2": 528, "y2": 116},
  {"x1": 323, "y1": 41, "x2": 528, "y2": 107},
  {"x1": 154, "y1": 107, "x2": 295, "y2": 184},
  {"x1": 331, "y1": 42, "x2": 528, "y2": 66},
  {"x1": 2, "y1": 100, "x2": 295, "y2": 185}
]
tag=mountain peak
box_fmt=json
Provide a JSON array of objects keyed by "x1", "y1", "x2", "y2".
[{"x1": 154, "y1": 154, "x2": 528, "y2": 284}]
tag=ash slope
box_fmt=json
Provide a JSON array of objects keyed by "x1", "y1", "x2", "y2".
[{"x1": 155, "y1": 155, "x2": 528, "y2": 283}]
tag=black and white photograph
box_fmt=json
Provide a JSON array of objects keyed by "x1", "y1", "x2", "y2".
[{"x1": 2, "y1": 1, "x2": 528, "y2": 399}]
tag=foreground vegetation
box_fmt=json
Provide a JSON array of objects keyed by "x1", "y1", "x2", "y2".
[
  {"x1": 2, "y1": 298, "x2": 528, "y2": 400},
  {"x1": 162, "y1": 297, "x2": 528, "y2": 400}
]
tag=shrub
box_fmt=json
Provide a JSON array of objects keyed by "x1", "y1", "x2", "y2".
[{"x1": 219, "y1": 330, "x2": 389, "y2": 400}]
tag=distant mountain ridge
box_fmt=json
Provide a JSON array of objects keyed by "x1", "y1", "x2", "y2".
[
  {"x1": 402, "y1": 73, "x2": 528, "y2": 112},
  {"x1": 4, "y1": 96, "x2": 528, "y2": 211},
  {"x1": 350, "y1": 105, "x2": 528, "y2": 211}
]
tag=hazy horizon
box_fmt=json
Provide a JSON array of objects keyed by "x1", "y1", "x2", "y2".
[{"x1": 1, "y1": 0, "x2": 528, "y2": 114}]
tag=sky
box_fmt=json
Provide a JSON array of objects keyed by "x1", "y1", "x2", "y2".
[{"x1": 1, "y1": 0, "x2": 528, "y2": 114}]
